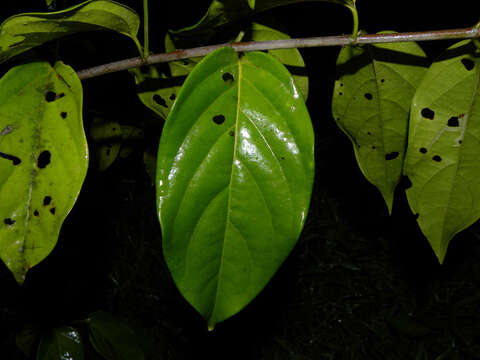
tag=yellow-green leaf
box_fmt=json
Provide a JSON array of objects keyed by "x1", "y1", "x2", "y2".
[
  {"x1": 0, "y1": 61, "x2": 88, "y2": 283},
  {"x1": 404, "y1": 40, "x2": 480, "y2": 263},
  {"x1": 332, "y1": 35, "x2": 428, "y2": 213}
]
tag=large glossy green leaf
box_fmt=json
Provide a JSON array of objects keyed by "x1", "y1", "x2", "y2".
[
  {"x1": 37, "y1": 327, "x2": 84, "y2": 360},
  {"x1": 169, "y1": 0, "x2": 355, "y2": 47},
  {"x1": 0, "y1": 61, "x2": 88, "y2": 283},
  {"x1": 404, "y1": 40, "x2": 480, "y2": 263},
  {"x1": 156, "y1": 47, "x2": 314, "y2": 329},
  {"x1": 332, "y1": 36, "x2": 428, "y2": 213},
  {"x1": 0, "y1": 0, "x2": 141, "y2": 64},
  {"x1": 87, "y1": 311, "x2": 144, "y2": 360}
]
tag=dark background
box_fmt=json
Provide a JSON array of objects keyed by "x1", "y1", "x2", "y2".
[{"x1": 1, "y1": 0, "x2": 480, "y2": 359}]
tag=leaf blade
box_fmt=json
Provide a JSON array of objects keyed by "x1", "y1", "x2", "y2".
[
  {"x1": 332, "y1": 36, "x2": 428, "y2": 213},
  {"x1": 0, "y1": 0, "x2": 141, "y2": 64},
  {"x1": 404, "y1": 40, "x2": 480, "y2": 262},
  {"x1": 37, "y1": 326, "x2": 84, "y2": 360},
  {"x1": 0, "y1": 61, "x2": 88, "y2": 283},
  {"x1": 156, "y1": 47, "x2": 314, "y2": 328}
]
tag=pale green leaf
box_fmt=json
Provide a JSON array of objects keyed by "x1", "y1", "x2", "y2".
[
  {"x1": 169, "y1": 0, "x2": 355, "y2": 47},
  {"x1": 0, "y1": 0, "x2": 141, "y2": 64},
  {"x1": 37, "y1": 327, "x2": 84, "y2": 360},
  {"x1": 404, "y1": 40, "x2": 480, "y2": 263},
  {"x1": 0, "y1": 61, "x2": 88, "y2": 283},
  {"x1": 332, "y1": 35, "x2": 428, "y2": 213},
  {"x1": 248, "y1": 0, "x2": 256, "y2": 9},
  {"x1": 87, "y1": 311, "x2": 144, "y2": 360},
  {"x1": 156, "y1": 47, "x2": 314, "y2": 328}
]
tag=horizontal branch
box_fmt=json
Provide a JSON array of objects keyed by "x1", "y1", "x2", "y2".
[{"x1": 77, "y1": 26, "x2": 480, "y2": 81}]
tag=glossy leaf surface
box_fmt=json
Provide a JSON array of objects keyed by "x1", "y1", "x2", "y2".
[
  {"x1": 156, "y1": 47, "x2": 314, "y2": 328},
  {"x1": 0, "y1": 0, "x2": 141, "y2": 64},
  {"x1": 87, "y1": 311, "x2": 144, "y2": 360},
  {"x1": 0, "y1": 62, "x2": 88, "y2": 283},
  {"x1": 404, "y1": 40, "x2": 480, "y2": 262},
  {"x1": 37, "y1": 327, "x2": 84, "y2": 360},
  {"x1": 170, "y1": 0, "x2": 355, "y2": 47},
  {"x1": 332, "y1": 36, "x2": 428, "y2": 213}
]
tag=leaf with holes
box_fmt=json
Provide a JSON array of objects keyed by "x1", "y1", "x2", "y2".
[
  {"x1": 169, "y1": 0, "x2": 355, "y2": 47},
  {"x1": 332, "y1": 34, "x2": 428, "y2": 213},
  {"x1": 87, "y1": 311, "x2": 144, "y2": 360},
  {"x1": 0, "y1": 61, "x2": 88, "y2": 283},
  {"x1": 37, "y1": 327, "x2": 84, "y2": 360},
  {"x1": 0, "y1": 0, "x2": 141, "y2": 64},
  {"x1": 404, "y1": 40, "x2": 480, "y2": 263},
  {"x1": 156, "y1": 47, "x2": 314, "y2": 329}
]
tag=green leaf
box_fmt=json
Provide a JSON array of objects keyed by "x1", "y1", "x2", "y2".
[
  {"x1": 156, "y1": 47, "x2": 314, "y2": 329},
  {"x1": 404, "y1": 40, "x2": 480, "y2": 263},
  {"x1": 0, "y1": 0, "x2": 141, "y2": 64},
  {"x1": 0, "y1": 61, "x2": 88, "y2": 284},
  {"x1": 248, "y1": 0, "x2": 256, "y2": 9},
  {"x1": 130, "y1": 65, "x2": 183, "y2": 120},
  {"x1": 37, "y1": 326, "x2": 84, "y2": 360},
  {"x1": 87, "y1": 311, "x2": 144, "y2": 360},
  {"x1": 46, "y1": 0, "x2": 56, "y2": 8},
  {"x1": 169, "y1": 0, "x2": 355, "y2": 47},
  {"x1": 332, "y1": 35, "x2": 428, "y2": 213}
]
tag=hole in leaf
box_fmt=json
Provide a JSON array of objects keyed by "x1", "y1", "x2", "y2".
[
  {"x1": 339, "y1": 92, "x2": 343, "y2": 96},
  {"x1": 182, "y1": 60, "x2": 189, "y2": 65},
  {"x1": 43, "y1": 196, "x2": 52, "y2": 206},
  {"x1": 281, "y1": 156, "x2": 285, "y2": 160},
  {"x1": 400, "y1": 175, "x2": 412, "y2": 189},
  {"x1": 229, "y1": 130, "x2": 235, "y2": 137},
  {"x1": 106, "y1": 148, "x2": 111, "y2": 156},
  {"x1": 60, "y1": 112, "x2": 67, "y2": 119},
  {"x1": 447, "y1": 117, "x2": 459, "y2": 127},
  {"x1": 4, "y1": 218, "x2": 15, "y2": 225},
  {"x1": 34, "y1": 210, "x2": 39, "y2": 217},
  {"x1": 222, "y1": 72, "x2": 234, "y2": 83},
  {"x1": 153, "y1": 94, "x2": 168, "y2": 108},
  {"x1": 461, "y1": 58, "x2": 474, "y2": 71},
  {"x1": 372, "y1": 146, "x2": 376, "y2": 149},
  {"x1": 37, "y1": 151, "x2": 51, "y2": 169},
  {"x1": 213, "y1": 115, "x2": 225, "y2": 125},
  {"x1": 45, "y1": 92, "x2": 64, "y2": 102},
  {"x1": 414, "y1": 213, "x2": 419, "y2": 220},
  {"x1": 364, "y1": 93, "x2": 373, "y2": 100},
  {"x1": 0, "y1": 152, "x2": 21, "y2": 165},
  {"x1": 421, "y1": 108, "x2": 435, "y2": 120},
  {"x1": 419, "y1": 147, "x2": 427, "y2": 154},
  {"x1": 458, "y1": 139, "x2": 463, "y2": 144},
  {"x1": 340, "y1": 83, "x2": 344, "y2": 87},
  {"x1": 260, "y1": 50, "x2": 268, "y2": 53},
  {"x1": 238, "y1": 52, "x2": 245, "y2": 58},
  {"x1": 50, "y1": 207, "x2": 56, "y2": 215},
  {"x1": 169, "y1": 93, "x2": 176, "y2": 101},
  {"x1": 432, "y1": 155, "x2": 442, "y2": 162},
  {"x1": 385, "y1": 152, "x2": 399, "y2": 160},
  {"x1": 45, "y1": 91, "x2": 56, "y2": 102},
  {"x1": 367, "y1": 132, "x2": 372, "y2": 136},
  {"x1": 380, "y1": 79, "x2": 385, "y2": 83}
]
